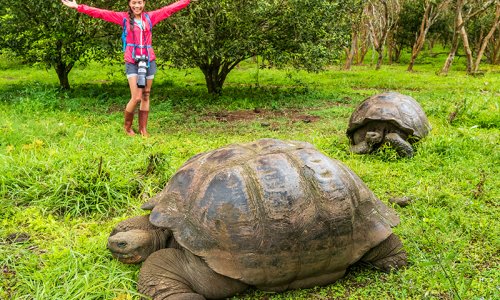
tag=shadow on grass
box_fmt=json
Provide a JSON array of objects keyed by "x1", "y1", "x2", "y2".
[{"x1": 1, "y1": 80, "x2": 351, "y2": 115}]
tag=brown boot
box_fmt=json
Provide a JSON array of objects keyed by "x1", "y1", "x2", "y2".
[
  {"x1": 138, "y1": 110, "x2": 150, "y2": 137},
  {"x1": 124, "y1": 110, "x2": 136, "y2": 136}
]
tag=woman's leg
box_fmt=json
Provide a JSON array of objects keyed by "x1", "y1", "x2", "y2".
[
  {"x1": 124, "y1": 76, "x2": 143, "y2": 136},
  {"x1": 138, "y1": 78, "x2": 154, "y2": 136}
]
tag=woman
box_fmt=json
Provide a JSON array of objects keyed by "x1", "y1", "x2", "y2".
[{"x1": 61, "y1": 0, "x2": 190, "y2": 136}]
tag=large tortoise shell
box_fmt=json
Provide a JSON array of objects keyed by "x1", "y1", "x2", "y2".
[
  {"x1": 144, "y1": 139, "x2": 399, "y2": 286},
  {"x1": 347, "y1": 92, "x2": 431, "y2": 140}
]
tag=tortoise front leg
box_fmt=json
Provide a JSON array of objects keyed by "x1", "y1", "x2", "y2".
[
  {"x1": 384, "y1": 132, "x2": 414, "y2": 157},
  {"x1": 350, "y1": 140, "x2": 373, "y2": 154},
  {"x1": 138, "y1": 248, "x2": 248, "y2": 300},
  {"x1": 351, "y1": 130, "x2": 383, "y2": 154}
]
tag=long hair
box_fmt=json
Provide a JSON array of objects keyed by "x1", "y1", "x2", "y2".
[
  {"x1": 128, "y1": 6, "x2": 135, "y2": 30},
  {"x1": 127, "y1": 1, "x2": 147, "y2": 56}
]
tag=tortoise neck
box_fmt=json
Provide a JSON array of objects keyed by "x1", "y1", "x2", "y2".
[{"x1": 150, "y1": 229, "x2": 168, "y2": 252}]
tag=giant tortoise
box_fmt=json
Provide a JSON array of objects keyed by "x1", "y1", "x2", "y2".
[
  {"x1": 108, "y1": 139, "x2": 407, "y2": 299},
  {"x1": 347, "y1": 92, "x2": 431, "y2": 157}
]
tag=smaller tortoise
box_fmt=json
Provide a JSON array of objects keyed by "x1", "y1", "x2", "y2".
[
  {"x1": 347, "y1": 92, "x2": 431, "y2": 157},
  {"x1": 108, "y1": 139, "x2": 407, "y2": 300}
]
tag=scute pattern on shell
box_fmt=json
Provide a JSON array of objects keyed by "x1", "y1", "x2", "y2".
[
  {"x1": 347, "y1": 92, "x2": 431, "y2": 140},
  {"x1": 147, "y1": 139, "x2": 399, "y2": 287}
]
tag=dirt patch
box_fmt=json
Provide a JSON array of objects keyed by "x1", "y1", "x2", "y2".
[
  {"x1": 106, "y1": 101, "x2": 349, "y2": 125},
  {"x1": 202, "y1": 108, "x2": 321, "y2": 124}
]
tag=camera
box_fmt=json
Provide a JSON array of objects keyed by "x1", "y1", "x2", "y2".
[{"x1": 135, "y1": 55, "x2": 149, "y2": 88}]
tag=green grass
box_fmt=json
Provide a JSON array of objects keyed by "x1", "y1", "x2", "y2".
[{"x1": 0, "y1": 54, "x2": 499, "y2": 299}]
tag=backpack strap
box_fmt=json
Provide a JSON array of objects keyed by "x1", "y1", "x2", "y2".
[
  {"x1": 144, "y1": 13, "x2": 152, "y2": 30},
  {"x1": 143, "y1": 13, "x2": 153, "y2": 65},
  {"x1": 121, "y1": 17, "x2": 128, "y2": 52},
  {"x1": 121, "y1": 13, "x2": 153, "y2": 53}
]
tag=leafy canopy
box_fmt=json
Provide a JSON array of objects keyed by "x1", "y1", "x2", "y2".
[
  {"x1": 0, "y1": 0, "x2": 122, "y2": 89},
  {"x1": 152, "y1": 0, "x2": 354, "y2": 93}
]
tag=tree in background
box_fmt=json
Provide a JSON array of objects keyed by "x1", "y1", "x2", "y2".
[
  {"x1": 364, "y1": 0, "x2": 401, "y2": 70},
  {"x1": 152, "y1": 0, "x2": 352, "y2": 94},
  {"x1": 391, "y1": 1, "x2": 424, "y2": 63},
  {"x1": 485, "y1": 15, "x2": 500, "y2": 64},
  {"x1": 440, "y1": 0, "x2": 498, "y2": 74},
  {"x1": 0, "y1": 0, "x2": 119, "y2": 89},
  {"x1": 467, "y1": 2, "x2": 500, "y2": 72},
  {"x1": 343, "y1": 0, "x2": 366, "y2": 70},
  {"x1": 407, "y1": 0, "x2": 452, "y2": 72},
  {"x1": 341, "y1": 0, "x2": 499, "y2": 73}
]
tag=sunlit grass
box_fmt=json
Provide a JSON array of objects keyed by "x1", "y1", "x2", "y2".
[{"x1": 0, "y1": 54, "x2": 499, "y2": 299}]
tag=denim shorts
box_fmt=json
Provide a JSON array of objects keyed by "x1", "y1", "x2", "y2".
[{"x1": 125, "y1": 60, "x2": 157, "y2": 79}]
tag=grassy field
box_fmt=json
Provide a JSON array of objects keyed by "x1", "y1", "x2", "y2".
[{"x1": 0, "y1": 54, "x2": 499, "y2": 300}]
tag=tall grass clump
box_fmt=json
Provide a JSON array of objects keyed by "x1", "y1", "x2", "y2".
[{"x1": 0, "y1": 83, "x2": 182, "y2": 216}]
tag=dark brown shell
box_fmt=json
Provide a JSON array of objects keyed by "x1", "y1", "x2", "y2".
[
  {"x1": 145, "y1": 139, "x2": 399, "y2": 287},
  {"x1": 347, "y1": 92, "x2": 431, "y2": 140}
]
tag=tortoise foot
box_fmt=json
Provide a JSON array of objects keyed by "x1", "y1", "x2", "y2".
[{"x1": 385, "y1": 133, "x2": 414, "y2": 157}]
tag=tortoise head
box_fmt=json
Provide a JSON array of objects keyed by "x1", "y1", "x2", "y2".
[
  {"x1": 107, "y1": 215, "x2": 171, "y2": 264},
  {"x1": 365, "y1": 131, "x2": 383, "y2": 145}
]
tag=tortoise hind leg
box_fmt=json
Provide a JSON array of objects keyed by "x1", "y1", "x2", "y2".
[
  {"x1": 138, "y1": 248, "x2": 248, "y2": 300},
  {"x1": 360, "y1": 233, "x2": 407, "y2": 272},
  {"x1": 385, "y1": 132, "x2": 414, "y2": 157}
]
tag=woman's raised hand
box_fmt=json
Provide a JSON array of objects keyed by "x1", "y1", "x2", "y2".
[{"x1": 61, "y1": 0, "x2": 78, "y2": 9}]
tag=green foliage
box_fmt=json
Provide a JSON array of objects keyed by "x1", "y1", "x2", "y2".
[
  {"x1": 0, "y1": 57, "x2": 499, "y2": 299},
  {"x1": 0, "y1": 0, "x2": 122, "y2": 89},
  {"x1": 393, "y1": 0, "x2": 426, "y2": 52},
  {"x1": 392, "y1": 0, "x2": 454, "y2": 63},
  {"x1": 152, "y1": 0, "x2": 353, "y2": 94}
]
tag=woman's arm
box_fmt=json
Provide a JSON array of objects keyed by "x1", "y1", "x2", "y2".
[
  {"x1": 61, "y1": 0, "x2": 125, "y2": 25},
  {"x1": 148, "y1": 0, "x2": 191, "y2": 26}
]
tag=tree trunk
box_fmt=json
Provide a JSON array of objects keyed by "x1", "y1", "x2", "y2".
[
  {"x1": 493, "y1": 34, "x2": 500, "y2": 64},
  {"x1": 442, "y1": 0, "x2": 497, "y2": 74},
  {"x1": 472, "y1": 4, "x2": 500, "y2": 72},
  {"x1": 202, "y1": 69, "x2": 226, "y2": 95},
  {"x1": 387, "y1": 32, "x2": 394, "y2": 64},
  {"x1": 366, "y1": 0, "x2": 394, "y2": 71},
  {"x1": 440, "y1": 0, "x2": 464, "y2": 75},
  {"x1": 408, "y1": 3, "x2": 432, "y2": 72},
  {"x1": 357, "y1": 37, "x2": 369, "y2": 65},
  {"x1": 344, "y1": 28, "x2": 359, "y2": 70},
  {"x1": 440, "y1": 32, "x2": 460, "y2": 75},
  {"x1": 392, "y1": 45, "x2": 402, "y2": 63},
  {"x1": 458, "y1": 11, "x2": 474, "y2": 73},
  {"x1": 375, "y1": 47, "x2": 384, "y2": 70},
  {"x1": 356, "y1": 24, "x2": 369, "y2": 65},
  {"x1": 54, "y1": 40, "x2": 73, "y2": 90},
  {"x1": 408, "y1": 0, "x2": 451, "y2": 72},
  {"x1": 428, "y1": 38, "x2": 436, "y2": 53},
  {"x1": 55, "y1": 62, "x2": 72, "y2": 90},
  {"x1": 199, "y1": 57, "x2": 241, "y2": 95}
]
